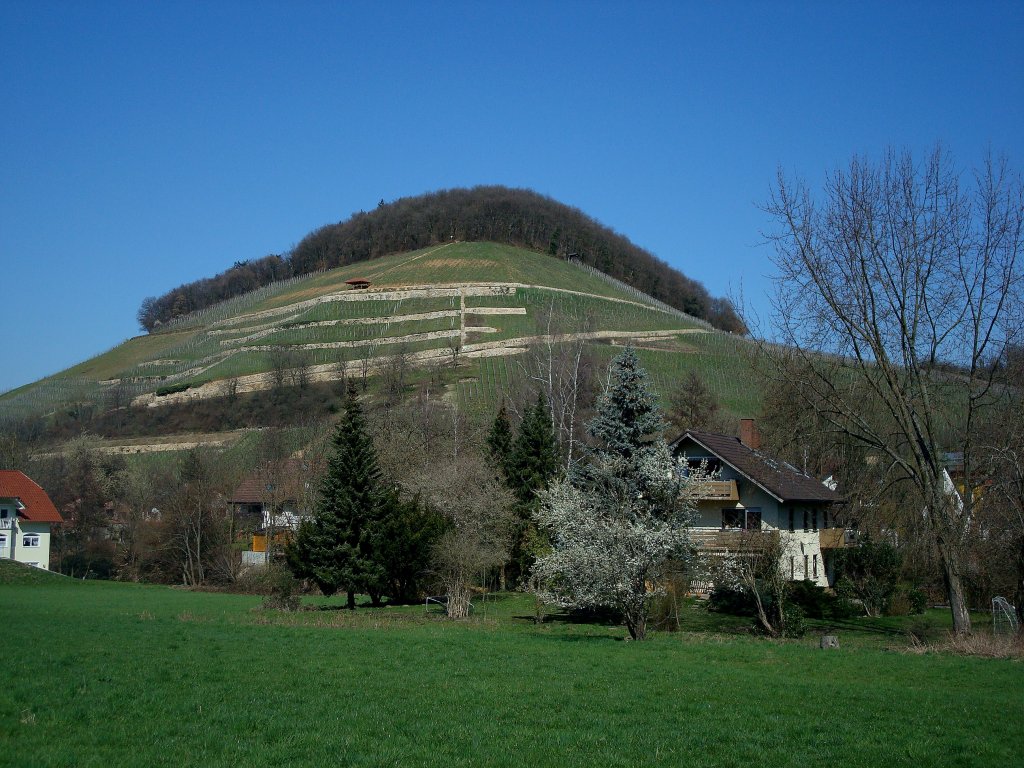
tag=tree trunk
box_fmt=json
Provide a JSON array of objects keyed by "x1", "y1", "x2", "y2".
[
  {"x1": 929, "y1": 483, "x2": 972, "y2": 635},
  {"x1": 1016, "y1": 538, "x2": 1024, "y2": 626},
  {"x1": 445, "y1": 581, "x2": 472, "y2": 619},
  {"x1": 937, "y1": 540, "x2": 972, "y2": 634},
  {"x1": 625, "y1": 608, "x2": 647, "y2": 641},
  {"x1": 347, "y1": 590, "x2": 356, "y2": 610}
]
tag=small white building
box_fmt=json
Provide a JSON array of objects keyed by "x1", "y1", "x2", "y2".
[
  {"x1": 671, "y1": 421, "x2": 851, "y2": 588},
  {"x1": 0, "y1": 470, "x2": 63, "y2": 571}
]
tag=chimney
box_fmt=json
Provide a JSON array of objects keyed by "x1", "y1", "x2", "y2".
[{"x1": 739, "y1": 419, "x2": 761, "y2": 450}]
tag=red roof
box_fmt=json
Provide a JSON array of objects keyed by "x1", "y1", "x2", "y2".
[{"x1": 0, "y1": 470, "x2": 63, "y2": 523}]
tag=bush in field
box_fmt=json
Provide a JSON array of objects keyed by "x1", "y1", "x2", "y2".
[
  {"x1": 787, "y1": 579, "x2": 859, "y2": 620},
  {"x1": 259, "y1": 564, "x2": 300, "y2": 611},
  {"x1": 834, "y1": 534, "x2": 902, "y2": 617}
]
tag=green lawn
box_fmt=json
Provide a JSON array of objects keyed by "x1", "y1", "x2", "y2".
[{"x1": 1, "y1": 564, "x2": 1020, "y2": 768}]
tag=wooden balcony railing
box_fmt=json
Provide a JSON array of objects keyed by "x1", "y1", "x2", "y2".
[
  {"x1": 696, "y1": 480, "x2": 739, "y2": 501},
  {"x1": 691, "y1": 528, "x2": 779, "y2": 551},
  {"x1": 819, "y1": 528, "x2": 857, "y2": 548}
]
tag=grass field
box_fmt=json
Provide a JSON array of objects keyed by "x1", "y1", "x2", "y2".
[{"x1": 1, "y1": 562, "x2": 1020, "y2": 768}]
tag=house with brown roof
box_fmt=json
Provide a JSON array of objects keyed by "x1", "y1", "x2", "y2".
[
  {"x1": 229, "y1": 457, "x2": 320, "y2": 564},
  {"x1": 0, "y1": 470, "x2": 63, "y2": 571},
  {"x1": 670, "y1": 420, "x2": 850, "y2": 588}
]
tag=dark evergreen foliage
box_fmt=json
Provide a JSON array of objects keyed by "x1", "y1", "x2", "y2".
[
  {"x1": 833, "y1": 534, "x2": 904, "y2": 616},
  {"x1": 486, "y1": 404, "x2": 514, "y2": 478},
  {"x1": 373, "y1": 490, "x2": 449, "y2": 603},
  {"x1": 507, "y1": 394, "x2": 561, "y2": 506},
  {"x1": 587, "y1": 346, "x2": 665, "y2": 462},
  {"x1": 500, "y1": 393, "x2": 561, "y2": 584},
  {"x1": 288, "y1": 384, "x2": 448, "y2": 604},
  {"x1": 287, "y1": 384, "x2": 382, "y2": 608},
  {"x1": 138, "y1": 187, "x2": 744, "y2": 333}
]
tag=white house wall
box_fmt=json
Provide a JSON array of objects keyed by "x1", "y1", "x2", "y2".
[
  {"x1": 778, "y1": 530, "x2": 829, "y2": 588},
  {"x1": 17, "y1": 522, "x2": 52, "y2": 570},
  {"x1": 0, "y1": 521, "x2": 53, "y2": 571}
]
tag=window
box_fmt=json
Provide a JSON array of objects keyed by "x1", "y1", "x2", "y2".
[
  {"x1": 788, "y1": 508, "x2": 794, "y2": 532},
  {"x1": 0, "y1": 534, "x2": 7, "y2": 547},
  {"x1": 811, "y1": 509, "x2": 819, "y2": 532},
  {"x1": 813, "y1": 554, "x2": 819, "y2": 578},
  {"x1": 722, "y1": 509, "x2": 743, "y2": 529},
  {"x1": 803, "y1": 509, "x2": 809, "y2": 531},
  {"x1": 23, "y1": 534, "x2": 39, "y2": 548},
  {"x1": 722, "y1": 508, "x2": 762, "y2": 530},
  {"x1": 0, "y1": 508, "x2": 8, "y2": 518},
  {"x1": 803, "y1": 554, "x2": 809, "y2": 578},
  {"x1": 823, "y1": 509, "x2": 831, "y2": 529},
  {"x1": 745, "y1": 508, "x2": 762, "y2": 529}
]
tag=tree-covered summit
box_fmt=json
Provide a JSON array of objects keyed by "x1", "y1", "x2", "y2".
[{"x1": 138, "y1": 186, "x2": 744, "y2": 333}]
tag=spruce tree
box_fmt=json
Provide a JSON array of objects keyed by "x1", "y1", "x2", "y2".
[
  {"x1": 503, "y1": 393, "x2": 561, "y2": 583},
  {"x1": 486, "y1": 403, "x2": 514, "y2": 478},
  {"x1": 587, "y1": 346, "x2": 664, "y2": 462},
  {"x1": 508, "y1": 393, "x2": 560, "y2": 505},
  {"x1": 580, "y1": 346, "x2": 667, "y2": 507},
  {"x1": 289, "y1": 383, "x2": 383, "y2": 608}
]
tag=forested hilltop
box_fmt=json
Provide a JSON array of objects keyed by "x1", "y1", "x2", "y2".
[{"x1": 137, "y1": 187, "x2": 744, "y2": 333}]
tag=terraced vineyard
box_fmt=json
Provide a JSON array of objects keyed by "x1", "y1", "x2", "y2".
[{"x1": 1, "y1": 242, "x2": 760, "y2": 430}]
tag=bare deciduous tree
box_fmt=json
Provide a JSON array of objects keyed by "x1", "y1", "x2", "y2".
[
  {"x1": 372, "y1": 391, "x2": 513, "y2": 618},
  {"x1": 666, "y1": 370, "x2": 722, "y2": 434},
  {"x1": 761, "y1": 148, "x2": 1023, "y2": 634},
  {"x1": 515, "y1": 298, "x2": 597, "y2": 468},
  {"x1": 712, "y1": 529, "x2": 792, "y2": 637}
]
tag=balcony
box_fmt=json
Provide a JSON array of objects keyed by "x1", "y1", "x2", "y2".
[
  {"x1": 819, "y1": 528, "x2": 857, "y2": 549},
  {"x1": 691, "y1": 527, "x2": 779, "y2": 551},
  {"x1": 0, "y1": 518, "x2": 17, "y2": 531},
  {"x1": 696, "y1": 480, "x2": 739, "y2": 502}
]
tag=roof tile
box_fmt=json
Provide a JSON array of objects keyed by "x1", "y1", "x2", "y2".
[
  {"x1": 671, "y1": 430, "x2": 838, "y2": 504},
  {"x1": 0, "y1": 470, "x2": 63, "y2": 523}
]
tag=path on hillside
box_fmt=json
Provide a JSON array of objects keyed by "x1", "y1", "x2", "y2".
[
  {"x1": 208, "y1": 281, "x2": 690, "y2": 331},
  {"x1": 130, "y1": 327, "x2": 708, "y2": 408},
  {"x1": 33, "y1": 429, "x2": 255, "y2": 459},
  {"x1": 120, "y1": 278, "x2": 704, "y2": 392}
]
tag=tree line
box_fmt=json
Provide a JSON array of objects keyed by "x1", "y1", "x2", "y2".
[{"x1": 136, "y1": 186, "x2": 745, "y2": 333}]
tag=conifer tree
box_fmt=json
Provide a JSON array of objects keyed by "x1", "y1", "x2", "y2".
[
  {"x1": 289, "y1": 383, "x2": 383, "y2": 608},
  {"x1": 588, "y1": 346, "x2": 664, "y2": 462},
  {"x1": 533, "y1": 347, "x2": 700, "y2": 640},
  {"x1": 486, "y1": 403, "x2": 514, "y2": 478},
  {"x1": 499, "y1": 392, "x2": 561, "y2": 583},
  {"x1": 508, "y1": 393, "x2": 560, "y2": 505}
]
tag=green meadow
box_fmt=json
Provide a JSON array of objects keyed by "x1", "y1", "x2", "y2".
[{"x1": 2, "y1": 563, "x2": 1020, "y2": 768}]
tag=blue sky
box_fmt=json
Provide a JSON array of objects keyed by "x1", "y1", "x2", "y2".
[{"x1": 1, "y1": 1, "x2": 1021, "y2": 394}]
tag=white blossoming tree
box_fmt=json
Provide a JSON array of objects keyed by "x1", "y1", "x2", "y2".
[{"x1": 532, "y1": 347, "x2": 707, "y2": 640}]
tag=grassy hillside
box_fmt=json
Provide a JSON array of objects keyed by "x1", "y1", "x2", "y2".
[
  {"x1": 1, "y1": 577, "x2": 1019, "y2": 767},
  {"x1": 1, "y1": 242, "x2": 762, "y2": 451}
]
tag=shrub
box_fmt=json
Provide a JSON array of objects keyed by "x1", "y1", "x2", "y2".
[
  {"x1": 787, "y1": 579, "x2": 859, "y2": 620},
  {"x1": 648, "y1": 573, "x2": 689, "y2": 631},
  {"x1": 260, "y1": 564, "x2": 300, "y2": 611},
  {"x1": 781, "y1": 603, "x2": 807, "y2": 638},
  {"x1": 708, "y1": 584, "x2": 758, "y2": 616},
  {"x1": 907, "y1": 586, "x2": 928, "y2": 615},
  {"x1": 155, "y1": 382, "x2": 192, "y2": 397}
]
